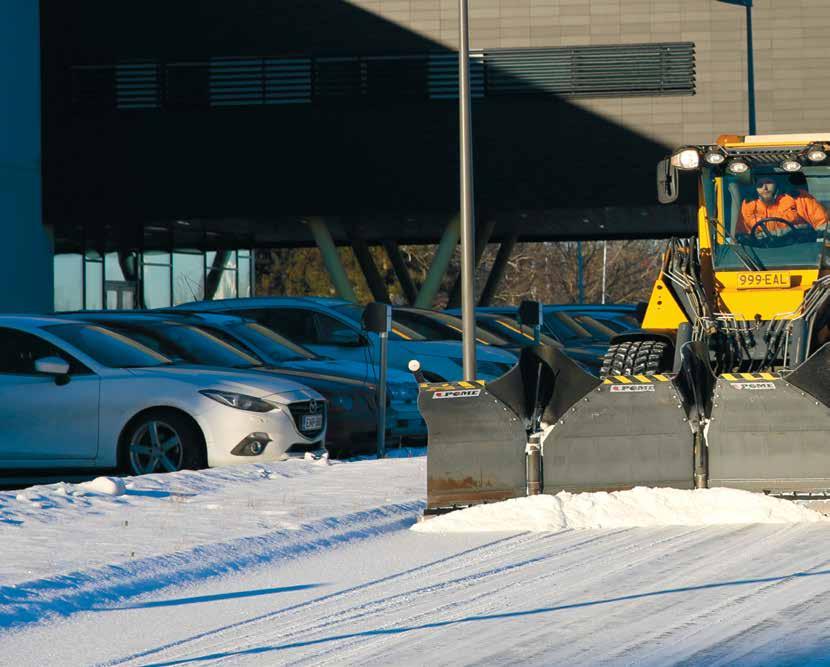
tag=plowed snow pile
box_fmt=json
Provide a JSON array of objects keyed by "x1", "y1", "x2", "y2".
[{"x1": 412, "y1": 487, "x2": 826, "y2": 533}]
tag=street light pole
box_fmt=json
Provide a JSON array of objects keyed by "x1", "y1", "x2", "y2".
[
  {"x1": 458, "y1": 0, "x2": 477, "y2": 381},
  {"x1": 716, "y1": 0, "x2": 756, "y2": 134},
  {"x1": 744, "y1": 2, "x2": 756, "y2": 134}
]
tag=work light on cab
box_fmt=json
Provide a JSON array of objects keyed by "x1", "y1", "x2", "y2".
[
  {"x1": 806, "y1": 146, "x2": 827, "y2": 163},
  {"x1": 670, "y1": 148, "x2": 700, "y2": 170},
  {"x1": 781, "y1": 159, "x2": 802, "y2": 172},
  {"x1": 703, "y1": 148, "x2": 726, "y2": 165},
  {"x1": 726, "y1": 159, "x2": 749, "y2": 174}
]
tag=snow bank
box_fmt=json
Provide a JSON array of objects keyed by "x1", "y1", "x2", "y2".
[
  {"x1": 412, "y1": 487, "x2": 827, "y2": 533},
  {"x1": 79, "y1": 476, "x2": 127, "y2": 496}
]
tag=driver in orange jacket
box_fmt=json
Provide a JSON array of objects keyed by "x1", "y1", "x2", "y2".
[{"x1": 735, "y1": 176, "x2": 828, "y2": 237}]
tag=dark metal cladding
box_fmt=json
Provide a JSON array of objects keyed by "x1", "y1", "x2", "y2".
[
  {"x1": 542, "y1": 376, "x2": 696, "y2": 493},
  {"x1": 786, "y1": 342, "x2": 830, "y2": 407},
  {"x1": 708, "y1": 347, "x2": 830, "y2": 494},
  {"x1": 419, "y1": 381, "x2": 527, "y2": 511}
]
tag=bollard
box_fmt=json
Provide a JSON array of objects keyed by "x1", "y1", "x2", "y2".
[{"x1": 526, "y1": 432, "x2": 542, "y2": 496}]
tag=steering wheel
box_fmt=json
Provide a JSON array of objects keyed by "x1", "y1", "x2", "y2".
[{"x1": 747, "y1": 217, "x2": 817, "y2": 247}]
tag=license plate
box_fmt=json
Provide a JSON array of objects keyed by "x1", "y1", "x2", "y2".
[
  {"x1": 301, "y1": 414, "x2": 323, "y2": 430},
  {"x1": 736, "y1": 271, "x2": 791, "y2": 289}
]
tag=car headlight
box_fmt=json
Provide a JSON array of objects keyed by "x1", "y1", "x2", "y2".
[
  {"x1": 200, "y1": 390, "x2": 276, "y2": 412},
  {"x1": 387, "y1": 382, "x2": 419, "y2": 402},
  {"x1": 328, "y1": 393, "x2": 355, "y2": 413}
]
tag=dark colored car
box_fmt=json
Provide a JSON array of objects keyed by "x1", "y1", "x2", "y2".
[{"x1": 446, "y1": 307, "x2": 608, "y2": 374}]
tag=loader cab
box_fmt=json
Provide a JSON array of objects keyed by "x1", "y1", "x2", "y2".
[{"x1": 707, "y1": 165, "x2": 830, "y2": 273}]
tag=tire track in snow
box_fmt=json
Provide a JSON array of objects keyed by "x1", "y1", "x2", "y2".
[
  {"x1": 309, "y1": 526, "x2": 734, "y2": 667},
  {"x1": 578, "y1": 524, "x2": 830, "y2": 666},
  {"x1": 106, "y1": 530, "x2": 543, "y2": 666},
  {"x1": 0, "y1": 502, "x2": 423, "y2": 632},
  {"x1": 306, "y1": 524, "x2": 794, "y2": 667},
  {"x1": 146, "y1": 527, "x2": 713, "y2": 666}
]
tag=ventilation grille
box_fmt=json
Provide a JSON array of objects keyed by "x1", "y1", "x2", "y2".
[{"x1": 70, "y1": 42, "x2": 694, "y2": 111}]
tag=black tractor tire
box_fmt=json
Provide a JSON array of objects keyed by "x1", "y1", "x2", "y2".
[
  {"x1": 120, "y1": 409, "x2": 207, "y2": 476},
  {"x1": 600, "y1": 340, "x2": 673, "y2": 378}
]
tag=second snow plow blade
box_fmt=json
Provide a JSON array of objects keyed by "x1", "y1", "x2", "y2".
[{"x1": 707, "y1": 344, "x2": 830, "y2": 494}]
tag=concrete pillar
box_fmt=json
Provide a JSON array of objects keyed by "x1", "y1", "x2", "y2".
[
  {"x1": 383, "y1": 240, "x2": 417, "y2": 305},
  {"x1": 352, "y1": 236, "x2": 389, "y2": 303},
  {"x1": 1, "y1": 1, "x2": 53, "y2": 313},
  {"x1": 447, "y1": 217, "x2": 496, "y2": 308},
  {"x1": 478, "y1": 235, "x2": 517, "y2": 306},
  {"x1": 306, "y1": 217, "x2": 358, "y2": 303},
  {"x1": 414, "y1": 216, "x2": 460, "y2": 309}
]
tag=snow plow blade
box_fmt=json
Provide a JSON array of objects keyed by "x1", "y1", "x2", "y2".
[
  {"x1": 707, "y1": 343, "x2": 830, "y2": 495},
  {"x1": 419, "y1": 345, "x2": 600, "y2": 512},
  {"x1": 540, "y1": 344, "x2": 703, "y2": 494}
]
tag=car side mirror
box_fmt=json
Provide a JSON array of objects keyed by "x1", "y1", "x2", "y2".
[
  {"x1": 657, "y1": 158, "x2": 679, "y2": 204},
  {"x1": 34, "y1": 356, "x2": 71, "y2": 385}
]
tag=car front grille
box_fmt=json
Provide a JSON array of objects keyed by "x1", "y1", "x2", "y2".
[{"x1": 287, "y1": 400, "x2": 327, "y2": 436}]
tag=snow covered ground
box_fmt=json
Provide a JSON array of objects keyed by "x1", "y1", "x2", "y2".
[{"x1": 2, "y1": 451, "x2": 830, "y2": 666}]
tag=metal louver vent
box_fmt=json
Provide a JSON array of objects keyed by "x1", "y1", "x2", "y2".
[
  {"x1": 70, "y1": 42, "x2": 694, "y2": 111},
  {"x1": 484, "y1": 43, "x2": 695, "y2": 98}
]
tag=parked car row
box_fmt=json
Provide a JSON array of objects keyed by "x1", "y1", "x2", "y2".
[
  {"x1": 0, "y1": 316, "x2": 327, "y2": 476},
  {"x1": 0, "y1": 297, "x2": 641, "y2": 480}
]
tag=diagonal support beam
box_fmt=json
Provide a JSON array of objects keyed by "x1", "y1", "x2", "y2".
[
  {"x1": 447, "y1": 217, "x2": 496, "y2": 308},
  {"x1": 307, "y1": 217, "x2": 358, "y2": 303},
  {"x1": 352, "y1": 237, "x2": 390, "y2": 303},
  {"x1": 478, "y1": 234, "x2": 517, "y2": 306},
  {"x1": 383, "y1": 240, "x2": 418, "y2": 305},
  {"x1": 414, "y1": 216, "x2": 460, "y2": 309}
]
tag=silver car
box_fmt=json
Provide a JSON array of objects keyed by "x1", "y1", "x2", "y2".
[{"x1": 0, "y1": 316, "x2": 327, "y2": 475}]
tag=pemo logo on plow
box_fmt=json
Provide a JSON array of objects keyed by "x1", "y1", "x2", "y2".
[
  {"x1": 609, "y1": 384, "x2": 655, "y2": 393},
  {"x1": 730, "y1": 382, "x2": 776, "y2": 390},
  {"x1": 432, "y1": 389, "x2": 481, "y2": 399}
]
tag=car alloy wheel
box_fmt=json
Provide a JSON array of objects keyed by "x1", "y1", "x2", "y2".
[{"x1": 128, "y1": 420, "x2": 185, "y2": 474}]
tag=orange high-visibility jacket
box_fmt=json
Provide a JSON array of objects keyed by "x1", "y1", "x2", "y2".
[
  {"x1": 736, "y1": 193, "x2": 827, "y2": 235},
  {"x1": 794, "y1": 190, "x2": 829, "y2": 229}
]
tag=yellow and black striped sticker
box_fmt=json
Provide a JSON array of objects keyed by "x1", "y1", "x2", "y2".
[
  {"x1": 601, "y1": 374, "x2": 673, "y2": 385},
  {"x1": 720, "y1": 372, "x2": 779, "y2": 381},
  {"x1": 420, "y1": 380, "x2": 487, "y2": 392}
]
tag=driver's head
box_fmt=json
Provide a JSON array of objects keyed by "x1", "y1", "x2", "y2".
[{"x1": 755, "y1": 176, "x2": 778, "y2": 203}]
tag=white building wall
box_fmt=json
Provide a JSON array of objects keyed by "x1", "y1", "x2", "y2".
[{"x1": 0, "y1": 0, "x2": 53, "y2": 313}]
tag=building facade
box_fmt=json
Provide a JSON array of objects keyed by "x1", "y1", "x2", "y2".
[{"x1": 3, "y1": 0, "x2": 830, "y2": 312}]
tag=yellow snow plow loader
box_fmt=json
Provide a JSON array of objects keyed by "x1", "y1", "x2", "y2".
[{"x1": 418, "y1": 133, "x2": 830, "y2": 513}]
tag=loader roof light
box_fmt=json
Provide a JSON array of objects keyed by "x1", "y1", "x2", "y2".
[
  {"x1": 780, "y1": 159, "x2": 802, "y2": 173},
  {"x1": 726, "y1": 159, "x2": 749, "y2": 174},
  {"x1": 806, "y1": 146, "x2": 828, "y2": 163},
  {"x1": 670, "y1": 148, "x2": 700, "y2": 170},
  {"x1": 703, "y1": 147, "x2": 726, "y2": 165}
]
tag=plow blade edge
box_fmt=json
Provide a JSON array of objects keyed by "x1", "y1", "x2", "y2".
[
  {"x1": 419, "y1": 379, "x2": 527, "y2": 511},
  {"x1": 707, "y1": 344, "x2": 830, "y2": 494},
  {"x1": 541, "y1": 373, "x2": 696, "y2": 493}
]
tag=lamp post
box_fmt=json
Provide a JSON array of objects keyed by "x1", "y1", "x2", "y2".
[
  {"x1": 458, "y1": 0, "x2": 476, "y2": 381},
  {"x1": 716, "y1": 0, "x2": 756, "y2": 134}
]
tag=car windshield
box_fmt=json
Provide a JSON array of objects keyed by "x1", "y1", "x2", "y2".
[
  {"x1": 571, "y1": 315, "x2": 615, "y2": 340},
  {"x1": 102, "y1": 322, "x2": 262, "y2": 368},
  {"x1": 542, "y1": 311, "x2": 596, "y2": 342},
  {"x1": 714, "y1": 165, "x2": 830, "y2": 271},
  {"x1": 45, "y1": 323, "x2": 173, "y2": 368},
  {"x1": 332, "y1": 303, "x2": 427, "y2": 341},
  {"x1": 234, "y1": 322, "x2": 319, "y2": 361},
  {"x1": 392, "y1": 310, "x2": 509, "y2": 346},
  {"x1": 477, "y1": 316, "x2": 561, "y2": 347}
]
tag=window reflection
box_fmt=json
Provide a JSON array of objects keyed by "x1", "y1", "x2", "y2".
[
  {"x1": 54, "y1": 254, "x2": 83, "y2": 312},
  {"x1": 173, "y1": 252, "x2": 205, "y2": 305}
]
